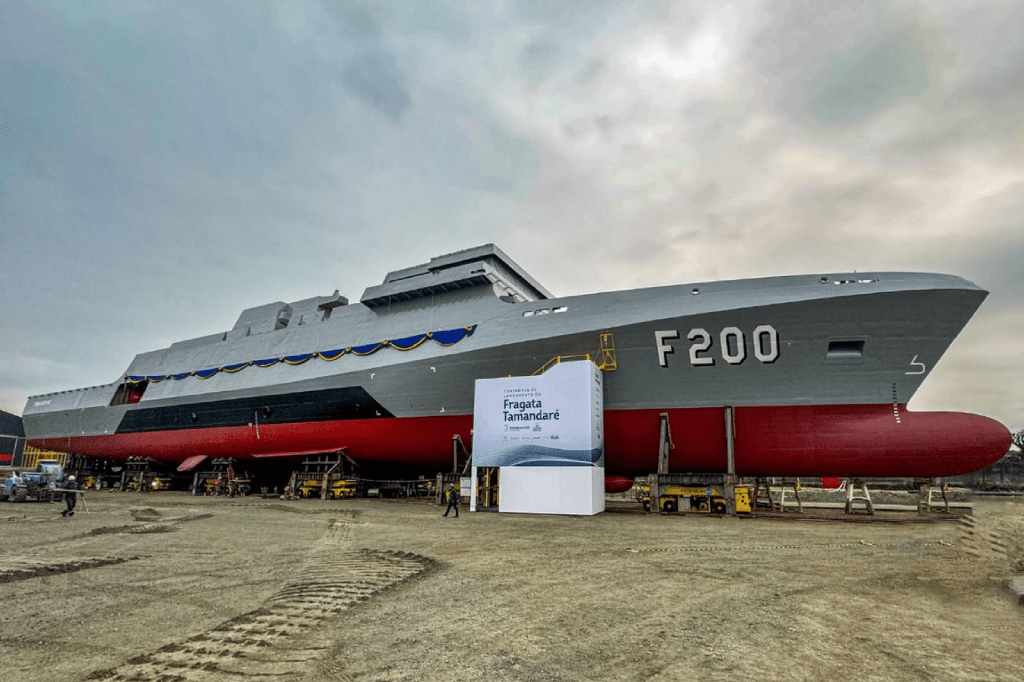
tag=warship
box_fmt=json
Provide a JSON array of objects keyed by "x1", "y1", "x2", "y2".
[{"x1": 23, "y1": 244, "x2": 1010, "y2": 480}]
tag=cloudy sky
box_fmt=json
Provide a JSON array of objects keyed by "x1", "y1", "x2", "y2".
[{"x1": 1, "y1": 1, "x2": 1021, "y2": 430}]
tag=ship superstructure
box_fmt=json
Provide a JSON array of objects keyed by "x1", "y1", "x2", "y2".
[{"x1": 23, "y1": 244, "x2": 1010, "y2": 478}]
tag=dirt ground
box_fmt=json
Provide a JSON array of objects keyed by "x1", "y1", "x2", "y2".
[{"x1": 1, "y1": 491, "x2": 1022, "y2": 682}]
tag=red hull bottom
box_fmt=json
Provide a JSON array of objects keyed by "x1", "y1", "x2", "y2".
[{"x1": 33, "y1": 404, "x2": 1009, "y2": 479}]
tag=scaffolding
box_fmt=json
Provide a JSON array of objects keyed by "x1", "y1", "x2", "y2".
[
  {"x1": 19, "y1": 443, "x2": 69, "y2": 470},
  {"x1": 532, "y1": 332, "x2": 617, "y2": 375}
]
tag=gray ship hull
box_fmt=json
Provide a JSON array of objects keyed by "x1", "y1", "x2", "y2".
[{"x1": 23, "y1": 246, "x2": 1011, "y2": 478}]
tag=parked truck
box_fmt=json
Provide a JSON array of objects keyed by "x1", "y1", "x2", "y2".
[{"x1": 1, "y1": 462, "x2": 65, "y2": 502}]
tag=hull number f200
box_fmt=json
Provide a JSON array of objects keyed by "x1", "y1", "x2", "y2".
[{"x1": 656, "y1": 325, "x2": 780, "y2": 368}]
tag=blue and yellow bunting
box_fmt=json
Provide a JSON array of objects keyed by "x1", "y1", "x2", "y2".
[
  {"x1": 221, "y1": 362, "x2": 251, "y2": 373},
  {"x1": 124, "y1": 325, "x2": 477, "y2": 385},
  {"x1": 390, "y1": 334, "x2": 428, "y2": 351},
  {"x1": 283, "y1": 353, "x2": 314, "y2": 365},
  {"x1": 350, "y1": 342, "x2": 383, "y2": 356}
]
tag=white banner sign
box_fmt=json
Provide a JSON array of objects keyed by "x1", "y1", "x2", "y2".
[{"x1": 473, "y1": 360, "x2": 603, "y2": 467}]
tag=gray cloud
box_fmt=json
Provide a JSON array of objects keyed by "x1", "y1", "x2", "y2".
[
  {"x1": 342, "y1": 52, "x2": 412, "y2": 119},
  {"x1": 749, "y1": 2, "x2": 938, "y2": 126}
]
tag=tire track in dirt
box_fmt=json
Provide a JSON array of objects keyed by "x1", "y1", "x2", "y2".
[
  {"x1": 626, "y1": 540, "x2": 903, "y2": 553},
  {"x1": 84, "y1": 513, "x2": 215, "y2": 537},
  {"x1": 957, "y1": 513, "x2": 1015, "y2": 564},
  {"x1": 0, "y1": 556, "x2": 144, "y2": 583},
  {"x1": 83, "y1": 517, "x2": 436, "y2": 681},
  {"x1": 957, "y1": 512, "x2": 1024, "y2": 606}
]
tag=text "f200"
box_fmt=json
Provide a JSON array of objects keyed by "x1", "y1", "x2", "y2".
[{"x1": 656, "y1": 325, "x2": 780, "y2": 368}]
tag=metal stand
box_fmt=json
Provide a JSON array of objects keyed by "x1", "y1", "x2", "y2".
[
  {"x1": 753, "y1": 478, "x2": 775, "y2": 511},
  {"x1": 779, "y1": 479, "x2": 803, "y2": 512},
  {"x1": 724, "y1": 406, "x2": 737, "y2": 515},
  {"x1": 438, "y1": 435, "x2": 473, "y2": 506},
  {"x1": 753, "y1": 478, "x2": 802, "y2": 512},
  {"x1": 845, "y1": 479, "x2": 875, "y2": 515},
  {"x1": 119, "y1": 458, "x2": 155, "y2": 492},
  {"x1": 453, "y1": 434, "x2": 471, "y2": 475},
  {"x1": 649, "y1": 413, "x2": 674, "y2": 513},
  {"x1": 286, "y1": 451, "x2": 352, "y2": 499},
  {"x1": 916, "y1": 478, "x2": 949, "y2": 514},
  {"x1": 657, "y1": 413, "x2": 673, "y2": 475},
  {"x1": 646, "y1": 407, "x2": 741, "y2": 516}
]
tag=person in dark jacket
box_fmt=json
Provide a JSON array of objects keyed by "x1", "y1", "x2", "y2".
[
  {"x1": 443, "y1": 484, "x2": 460, "y2": 518},
  {"x1": 61, "y1": 474, "x2": 79, "y2": 517}
]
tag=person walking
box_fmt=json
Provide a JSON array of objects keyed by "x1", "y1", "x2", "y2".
[
  {"x1": 443, "y1": 484, "x2": 460, "y2": 518},
  {"x1": 61, "y1": 474, "x2": 79, "y2": 517}
]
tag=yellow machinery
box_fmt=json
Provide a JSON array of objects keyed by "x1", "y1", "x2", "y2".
[
  {"x1": 639, "y1": 483, "x2": 752, "y2": 514},
  {"x1": 194, "y1": 473, "x2": 251, "y2": 496},
  {"x1": 286, "y1": 451, "x2": 356, "y2": 500},
  {"x1": 149, "y1": 476, "x2": 173, "y2": 491},
  {"x1": 734, "y1": 485, "x2": 752, "y2": 514},
  {"x1": 297, "y1": 476, "x2": 357, "y2": 499},
  {"x1": 329, "y1": 479, "x2": 357, "y2": 499},
  {"x1": 231, "y1": 476, "x2": 252, "y2": 497},
  {"x1": 297, "y1": 477, "x2": 323, "y2": 498},
  {"x1": 201, "y1": 476, "x2": 230, "y2": 496}
]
